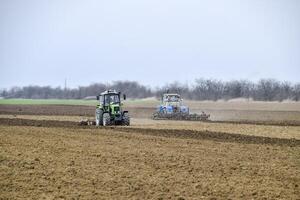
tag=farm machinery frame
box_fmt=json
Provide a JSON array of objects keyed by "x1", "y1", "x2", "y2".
[{"x1": 153, "y1": 93, "x2": 210, "y2": 121}]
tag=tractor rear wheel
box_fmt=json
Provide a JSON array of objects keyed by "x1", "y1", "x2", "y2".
[
  {"x1": 103, "y1": 113, "x2": 111, "y2": 126},
  {"x1": 95, "y1": 109, "x2": 103, "y2": 126},
  {"x1": 122, "y1": 113, "x2": 130, "y2": 126}
]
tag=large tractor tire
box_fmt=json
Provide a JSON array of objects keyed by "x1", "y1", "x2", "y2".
[
  {"x1": 122, "y1": 112, "x2": 130, "y2": 126},
  {"x1": 95, "y1": 109, "x2": 103, "y2": 126},
  {"x1": 102, "y1": 113, "x2": 111, "y2": 126}
]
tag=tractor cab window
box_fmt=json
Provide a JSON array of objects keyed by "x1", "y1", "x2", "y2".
[
  {"x1": 110, "y1": 95, "x2": 120, "y2": 103},
  {"x1": 99, "y1": 95, "x2": 104, "y2": 105},
  {"x1": 170, "y1": 96, "x2": 180, "y2": 102},
  {"x1": 164, "y1": 95, "x2": 180, "y2": 102},
  {"x1": 104, "y1": 94, "x2": 120, "y2": 105}
]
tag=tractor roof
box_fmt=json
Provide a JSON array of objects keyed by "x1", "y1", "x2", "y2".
[
  {"x1": 100, "y1": 90, "x2": 119, "y2": 95},
  {"x1": 163, "y1": 93, "x2": 181, "y2": 97}
]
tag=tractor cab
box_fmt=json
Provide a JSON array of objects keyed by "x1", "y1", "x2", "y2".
[
  {"x1": 162, "y1": 94, "x2": 182, "y2": 107},
  {"x1": 158, "y1": 93, "x2": 189, "y2": 114},
  {"x1": 97, "y1": 90, "x2": 121, "y2": 106},
  {"x1": 95, "y1": 90, "x2": 129, "y2": 126}
]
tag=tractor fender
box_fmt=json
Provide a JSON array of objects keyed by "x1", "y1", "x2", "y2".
[{"x1": 96, "y1": 108, "x2": 104, "y2": 114}]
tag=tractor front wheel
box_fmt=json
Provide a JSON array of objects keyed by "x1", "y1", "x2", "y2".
[{"x1": 103, "y1": 113, "x2": 111, "y2": 126}]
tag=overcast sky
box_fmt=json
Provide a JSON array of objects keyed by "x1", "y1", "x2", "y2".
[{"x1": 0, "y1": 0, "x2": 299, "y2": 89}]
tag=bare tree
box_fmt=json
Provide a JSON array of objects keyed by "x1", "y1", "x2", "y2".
[
  {"x1": 293, "y1": 83, "x2": 300, "y2": 101},
  {"x1": 1, "y1": 79, "x2": 299, "y2": 101},
  {"x1": 255, "y1": 79, "x2": 281, "y2": 101}
]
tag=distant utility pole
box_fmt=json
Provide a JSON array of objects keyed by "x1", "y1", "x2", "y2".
[
  {"x1": 64, "y1": 78, "x2": 67, "y2": 98},
  {"x1": 64, "y1": 78, "x2": 67, "y2": 91}
]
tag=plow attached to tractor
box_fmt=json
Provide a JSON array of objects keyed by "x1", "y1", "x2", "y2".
[{"x1": 153, "y1": 93, "x2": 210, "y2": 121}]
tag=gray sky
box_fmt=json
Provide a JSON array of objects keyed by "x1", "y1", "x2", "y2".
[{"x1": 0, "y1": 0, "x2": 299, "y2": 89}]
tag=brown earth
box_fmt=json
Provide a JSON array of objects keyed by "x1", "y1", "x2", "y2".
[
  {"x1": 1, "y1": 103, "x2": 300, "y2": 199},
  {"x1": 1, "y1": 124, "x2": 299, "y2": 199},
  {"x1": 0, "y1": 118, "x2": 299, "y2": 146},
  {"x1": 0, "y1": 104, "x2": 95, "y2": 116},
  {"x1": 0, "y1": 105, "x2": 154, "y2": 119},
  {"x1": 2, "y1": 114, "x2": 300, "y2": 140},
  {"x1": 1, "y1": 104, "x2": 300, "y2": 126}
]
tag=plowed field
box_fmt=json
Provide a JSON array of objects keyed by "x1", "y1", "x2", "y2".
[{"x1": 0, "y1": 102, "x2": 300, "y2": 199}]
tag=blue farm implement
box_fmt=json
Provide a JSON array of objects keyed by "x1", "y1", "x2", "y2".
[{"x1": 152, "y1": 93, "x2": 210, "y2": 121}]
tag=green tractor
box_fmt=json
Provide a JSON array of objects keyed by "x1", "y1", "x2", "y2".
[{"x1": 95, "y1": 90, "x2": 130, "y2": 126}]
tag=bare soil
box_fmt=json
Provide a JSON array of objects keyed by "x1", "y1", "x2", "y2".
[
  {"x1": 1, "y1": 104, "x2": 300, "y2": 125},
  {"x1": 1, "y1": 114, "x2": 300, "y2": 139},
  {"x1": 0, "y1": 104, "x2": 95, "y2": 116},
  {"x1": 1, "y1": 103, "x2": 300, "y2": 199},
  {"x1": 0, "y1": 125, "x2": 299, "y2": 199},
  {"x1": 0, "y1": 118, "x2": 299, "y2": 146}
]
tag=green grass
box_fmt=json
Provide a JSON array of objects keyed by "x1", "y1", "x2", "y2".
[
  {"x1": 0, "y1": 98, "x2": 159, "y2": 106},
  {"x1": 0, "y1": 99, "x2": 98, "y2": 106}
]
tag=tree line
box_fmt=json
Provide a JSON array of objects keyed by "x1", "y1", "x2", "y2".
[{"x1": 1, "y1": 79, "x2": 300, "y2": 101}]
